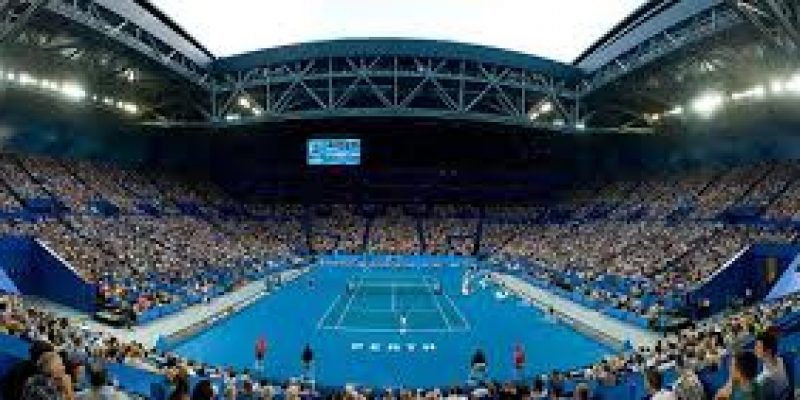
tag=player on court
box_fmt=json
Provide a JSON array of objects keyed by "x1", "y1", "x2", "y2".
[{"x1": 399, "y1": 309, "x2": 408, "y2": 334}]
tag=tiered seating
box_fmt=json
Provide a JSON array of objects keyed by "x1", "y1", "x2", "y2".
[
  {"x1": 368, "y1": 206, "x2": 420, "y2": 254},
  {"x1": 691, "y1": 164, "x2": 770, "y2": 219},
  {"x1": 737, "y1": 161, "x2": 799, "y2": 209},
  {"x1": 18, "y1": 156, "x2": 99, "y2": 211},
  {"x1": 0, "y1": 154, "x2": 48, "y2": 199},
  {"x1": 423, "y1": 205, "x2": 479, "y2": 256},
  {"x1": 310, "y1": 204, "x2": 365, "y2": 253},
  {"x1": 69, "y1": 161, "x2": 138, "y2": 212}
]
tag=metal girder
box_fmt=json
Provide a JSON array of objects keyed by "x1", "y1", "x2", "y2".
[
  {"x1": 41, "y1": 0, "x2": 210, "y2": 89},
  {"x1": 730, "y1": 0, "x2": 800, "y2": 53},
  {"x1": 0, "y1": 0, "x2": 47, "y2": 44},
  {"x1": 211, "y1": 55, "x2": 579, "y2": 128},
  {"x1": 585, "y1": 2, "x2": 745, "y2": 95}
]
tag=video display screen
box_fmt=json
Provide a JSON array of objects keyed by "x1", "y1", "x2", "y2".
[{"x1": 307, "y1": 138, "x2": 361, "y2": 166}]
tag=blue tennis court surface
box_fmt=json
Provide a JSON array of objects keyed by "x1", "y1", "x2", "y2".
[{"x1": 172, "y1": 264, "x2": 612, "y2": 388}]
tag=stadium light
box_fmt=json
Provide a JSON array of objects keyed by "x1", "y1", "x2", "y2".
[
  {"x1": 770, "y1": 80, "x2": 785, "y2": 94},
  {"x1": 785, "y1": 74, "x2": 800, "y2": 93},
  {"x1": 665, "y1": 106, "x2": 683, "y2": 117},
  {"x1": 731, "y1": 85, "x2": 765, "y2": 101},
  {"x1": 124, "y1": 69, "x2": 137, "y2": 82},
  {"x1": 19, "y1": 73, "x2": 36, "y2": 86},
  {"x1": 691, "y1": 92, "x2": 724, "y2": 117},
  {"x1": 120, "y1": 103, "x2": 139, "y2": 114},
  {"x1": 60, "y1": 82, "x2": 87, "y2": 101}
]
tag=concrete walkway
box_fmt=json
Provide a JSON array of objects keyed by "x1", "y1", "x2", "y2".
[
  {"x1": 492, "y1": 273, "x2": 659, "y2": 351},
  {"x1": 30, "y1": 268, "x2": 307, "y2": 348}
]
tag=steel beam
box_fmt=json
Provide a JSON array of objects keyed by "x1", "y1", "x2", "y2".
[{"x1": 0, "y1": 0, "x2": 48, "y2": 45}]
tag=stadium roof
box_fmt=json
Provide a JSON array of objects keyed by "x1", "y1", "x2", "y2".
[
  {"x1": 132, "y1": 0, "x2": 215, "y2": 61},
  {"x1": 213, "y1": 38, "x2": 583, "y2": 83}
]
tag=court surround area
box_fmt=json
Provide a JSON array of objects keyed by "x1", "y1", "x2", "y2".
[{"x1": 171, "y1": 256, "x2": 612, "y2": 388}]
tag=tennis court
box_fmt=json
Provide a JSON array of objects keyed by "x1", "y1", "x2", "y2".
[{"x1": 317, "y1": 274, "x2": 469, "y2": 332}]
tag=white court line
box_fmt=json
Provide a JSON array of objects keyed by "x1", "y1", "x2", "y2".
[
  {"x1": 334, "y1": 293, "x2": 357, "y2": 329},
  {"x1": 441, "y1": 291, "x2": 471, "y2": 331},
  {"x1": 316, "y1": 293, "x2": 344, "y2": 330},
  {"x1": 321, "y1": 325, "x2": 470, "y2": 333},
  {"x1": 345, "y1": 308, "x2": 440, "y2": 313},
  {"x1": 391, "y1": 283, "x2": 396, "y2": 312},
  {"x1": 426, "y1": 278, "x2": 453, "y2": 331},
  {"x1": 334, "y1": 291, "x2": 358, "y2": 329}
]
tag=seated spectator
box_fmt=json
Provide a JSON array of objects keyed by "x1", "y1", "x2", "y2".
[
  {"x1": 715, "y1": 351, "x2": 761, "y2": 400},
  {"x1": 2, "y1": 339, "x2": 54, "y2": 399},
  {"x1": 573, "y1": 382, "x2": 590, "y2": 400},
  {"x1": 754, "y1": 330, "x2": 790, "y2": 400},
  {"x1": 21, "y1": 351, "x2": 75, "y2": 400},
  {"x1": 672, "y1": 357, "x2": 704, "y2": 400},
  {"x1": 645, "y1": 368, "x2": 675, "y2": 400},
  {"x1": 168, "y1": 374, "x2": 190, "y2": 400},
  {"x1": 191, "y1": 379, "x2": 215, "y2": 400},
  {"x1": 76, "y1": 363, "x2": 129, "y2": 400},
  {"x1": 530, "y1": 377, "x2": 548, "y2": 399}
]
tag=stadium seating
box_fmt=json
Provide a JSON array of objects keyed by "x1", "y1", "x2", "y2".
[{"x1": 2, "y1": 153, "x2": 800, "y2": 398}]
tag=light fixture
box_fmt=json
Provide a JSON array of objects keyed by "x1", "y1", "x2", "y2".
[
  {"x1": 691, "y1": 92, "x2": 724, "y2": 117},
  {"x1": 770, "y1": 80, "x2": 785, "y2": 94},
  {"x1": 785, "y1": 74, "x2": 800, "y2": 93},
  {"x1": 60, "y1": 82, "x2": 87, "y2": 101},
  {"x1": 666, "y1": 106, "x2": 683, "y2": 117}
]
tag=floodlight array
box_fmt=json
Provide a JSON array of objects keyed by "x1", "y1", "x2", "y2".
[
  {"x1": 649, "y1": 73, "x2": 800, "y2": 123},
  {"x1": 0, "y1": 66, "x2": 140, "y2": 115}
]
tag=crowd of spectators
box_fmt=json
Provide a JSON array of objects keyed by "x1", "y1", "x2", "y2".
[
  {"x1": 0, "y1": 154, "x2": 799, "y2": 398},
  {"x1": 367, "y1": 206, "x2": 421, "y2": 254},
  {"x1": 310, "y1": 205, "x2": 366, "y2": 254}
]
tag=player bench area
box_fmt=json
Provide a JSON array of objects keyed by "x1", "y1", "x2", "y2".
[{"x1": 317, "y1": 275, "x2": 469, "y2": 333}]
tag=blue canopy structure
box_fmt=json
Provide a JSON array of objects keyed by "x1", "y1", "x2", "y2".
[
  {"x1": 0, "y1": 268, "x2": 20, "y2": 295},
  {"x1": 766, "y1": 256, "x2": 800, "y2": 301}
]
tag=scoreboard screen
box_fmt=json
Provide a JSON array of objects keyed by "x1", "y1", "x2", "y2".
[{"x1": 307, "y1": 138, "x2": 361, "y2": 166}]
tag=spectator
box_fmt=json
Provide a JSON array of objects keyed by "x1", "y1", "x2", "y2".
[
  {"x1": 715, "y1": 351, "x2": 761, "y2": 400},
  {"x1": 754, "y1": 330, "x2": 790, "y2": 400},
  {"x1": 76, "y1": 363, "x2": 129, "y2": 400},
  {"x1": 168, "y1": 374, "x2": 190, "y2": 400},
  {"x1": 645, "y1": 368, "x2": 675, "y2": 400},
  {"x1": 573, "y1": 382, "x2": 590, "y2": 400},
  {"x1": 2, "y1": 339, "x2": 54, "y2": 399},
  {"x1": 672, "y1": 358, "x2": 704, "y2": 400},
  {"x1": 191, "y1": 379, "x2": 215, "y2": 400},
  {"x1": 21, "y1": 351, "x2": 75, "y2": 400}
]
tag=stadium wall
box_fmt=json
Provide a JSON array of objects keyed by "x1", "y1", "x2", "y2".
[
  {"x1": 689, "y1": 244, "x2": 800, "y2": 316},
  {"x1": 0, "y1": 235, "x2": 95, "y2": 312}
]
